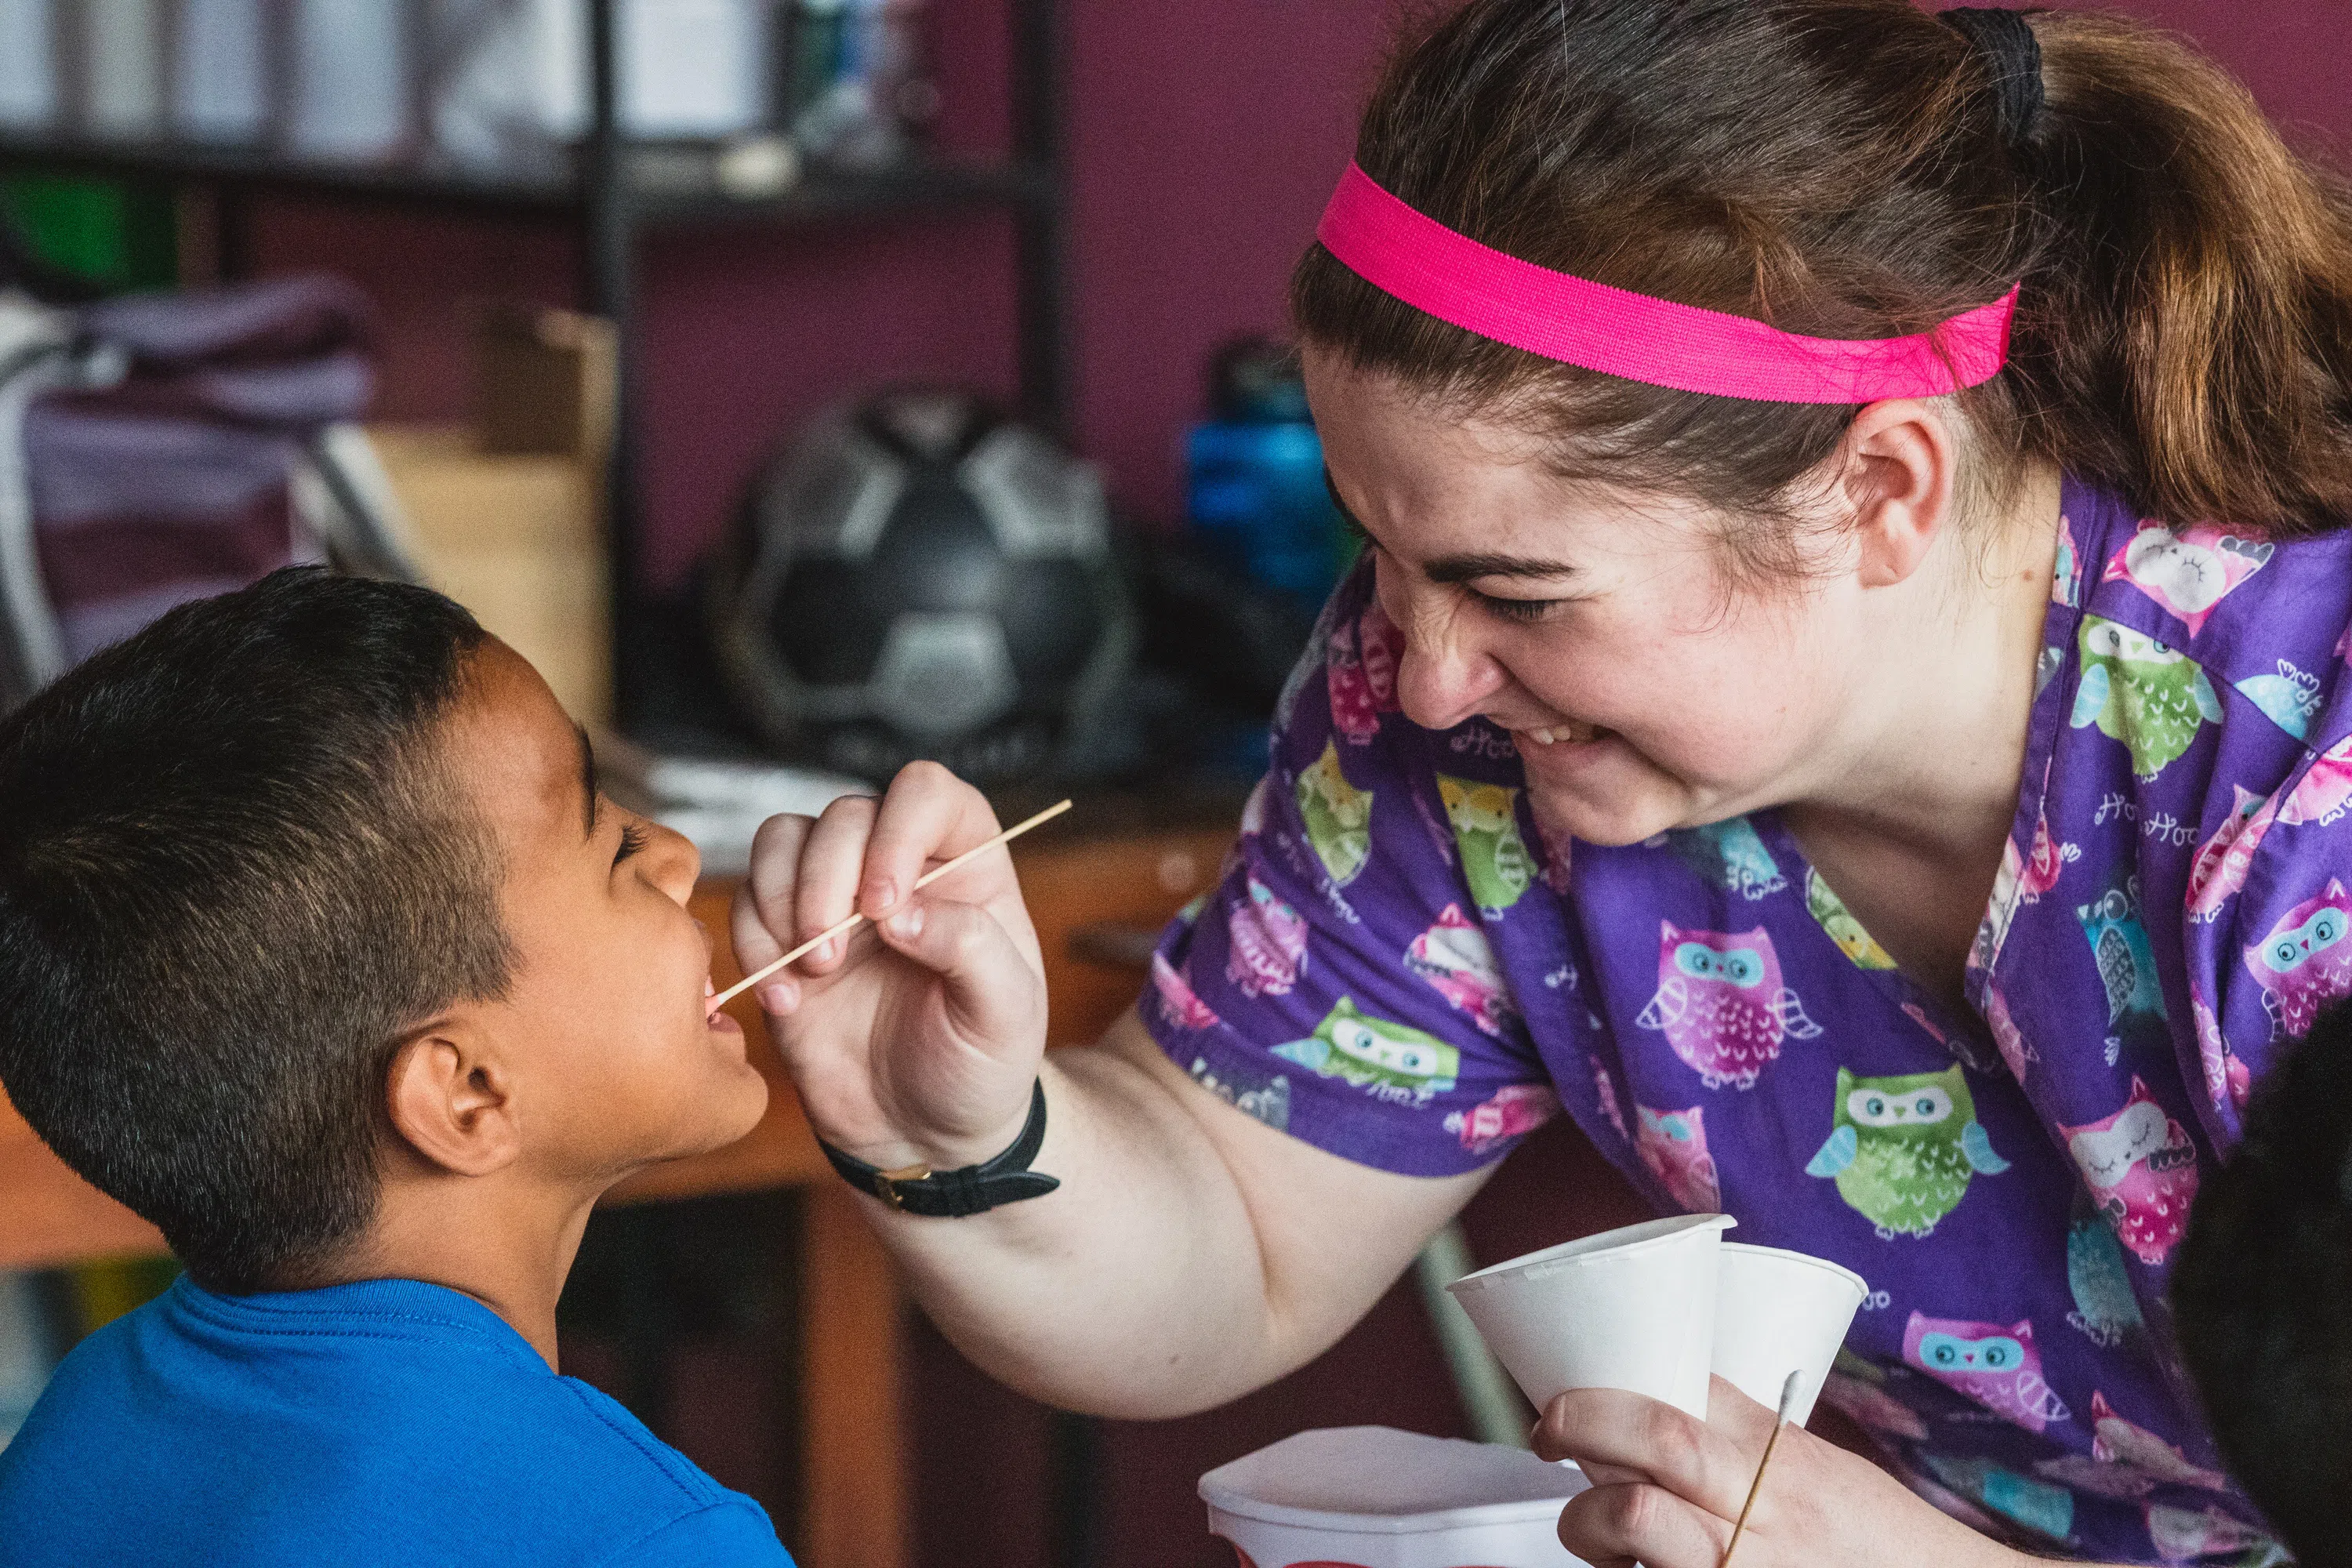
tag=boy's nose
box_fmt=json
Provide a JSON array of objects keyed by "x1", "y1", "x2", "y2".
[{"x1": 644, "y1": 819, "x2": 701, "y2": 905}]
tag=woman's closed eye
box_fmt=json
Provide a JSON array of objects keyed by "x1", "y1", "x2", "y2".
[
  {"x1": 615, "y1": 821, "x2": 650, "y2": 865},
  {"x1": 1468, "y1": 588, "x2": 1566, "y2": 625}
]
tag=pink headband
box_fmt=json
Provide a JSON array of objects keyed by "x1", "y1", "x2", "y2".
[{"x1": 1317, "y1": 162, "x2": 2018, "y2": 404}]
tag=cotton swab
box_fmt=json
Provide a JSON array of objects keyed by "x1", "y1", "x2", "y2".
[
  {"x1": 1719, "y1": 1369, "x2": 1804, "y2": 1568},
  {"x1": 708, "y1": 799, "x2": 1073, "y2": 1011}
]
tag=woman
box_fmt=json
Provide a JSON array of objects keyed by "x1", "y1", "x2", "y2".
[{"x1": 736, "y1": 3, "x2": 2352, "y2": 1563}]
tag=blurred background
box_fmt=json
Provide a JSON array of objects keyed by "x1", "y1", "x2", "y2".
[{"x1": 0, "y1": 2, "x2": 2338, "y2": 1566}]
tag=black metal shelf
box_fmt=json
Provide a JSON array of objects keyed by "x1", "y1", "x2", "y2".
[{"x1": 0, "y1": 131, "x2": 1058, "y2": 227}]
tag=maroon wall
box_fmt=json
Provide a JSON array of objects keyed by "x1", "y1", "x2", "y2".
[{"x1": 253, "y1": 0, "x2": 2352, "y2": 593}]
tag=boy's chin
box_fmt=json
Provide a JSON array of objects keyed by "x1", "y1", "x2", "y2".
[{"x1": 683, "y1": 1061, "x2": 771, "y2": 1156}]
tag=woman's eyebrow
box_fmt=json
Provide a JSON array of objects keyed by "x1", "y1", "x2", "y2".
[
  {"x1": 1423, "y1": 551, "x2": 1580, "y2": 584},
  {"x1": 1324, "y1": 466, "x2": 1577, "y2": 583}
]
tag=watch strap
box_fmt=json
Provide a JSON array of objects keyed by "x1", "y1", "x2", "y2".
[{"x1": 818, "y1": 1080, "x2": 1059, "y2": 1218}]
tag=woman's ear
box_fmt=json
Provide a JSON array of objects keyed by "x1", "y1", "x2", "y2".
[
  {"x1": 386, "y1": 1025, "x2": 522, "y2": 1178},
  {"x1": 1842, "y1": 398, "x2": 1958, "y2": 589}
]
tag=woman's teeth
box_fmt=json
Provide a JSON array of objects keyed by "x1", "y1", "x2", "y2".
[{"x1": 1523, "y1": 722, "x2": 1601, "y2": 746}]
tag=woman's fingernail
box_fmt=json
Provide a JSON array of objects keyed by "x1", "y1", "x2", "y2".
[
  {"x1": 758, "y1": 982, "x2": 796, "y2": 1014},
  {"x1": 888, "y1": 906, "x2": 923, "y2": 939},
  {"x1": 815, "y1": 938, "x2": 836, "y2": 964},
  {"x1": 867, "y1": 878, "x2": 898, "y2": 913}
]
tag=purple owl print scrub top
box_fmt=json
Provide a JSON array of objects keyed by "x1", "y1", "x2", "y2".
[{"x1": 1144, "y1": 474, "x2": 2352, "y2": 1566}]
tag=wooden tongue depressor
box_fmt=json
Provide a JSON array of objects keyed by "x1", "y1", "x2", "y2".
[
  {"x1": 1719, "y1": 1369, "x2": 1804, "y2": 1568},
  {"x1": 708, "y1": 799, "x2": 1073, "y2": 1012}
]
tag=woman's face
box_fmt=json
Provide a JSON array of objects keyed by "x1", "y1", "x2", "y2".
[{"x1": 1305, "y1": 350, "x2": 1875, "y2": 848}]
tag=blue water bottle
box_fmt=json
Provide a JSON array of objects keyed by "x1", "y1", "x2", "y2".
[{"x1": 1185, "y1": 338, "x2": 1348, "y2": 611}]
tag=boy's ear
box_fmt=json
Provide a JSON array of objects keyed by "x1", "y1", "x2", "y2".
[{"x1": 386, "y1": 1026, "x2": 523, "y2": 1178}]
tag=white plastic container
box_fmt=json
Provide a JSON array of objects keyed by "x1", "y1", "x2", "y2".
[
  {"x1": 1709, "y1": 1242, "x2": 1868, "y2": 1428},
  {"x1": 1200, "y1": 1427, "x2": 1594, "y2": 1568},
  {"x1": 1446, "y1": 1214, "x2": 1736, "y2": 1418}
]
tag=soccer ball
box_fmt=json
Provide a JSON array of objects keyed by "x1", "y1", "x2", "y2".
[{"x1": 707, "y1": 390, "x2": 1133, "y2": 785}]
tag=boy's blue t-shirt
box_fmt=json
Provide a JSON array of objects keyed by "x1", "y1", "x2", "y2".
[{"x1": 0, "y1": 1276, "x2": 793, "y2": 1566}]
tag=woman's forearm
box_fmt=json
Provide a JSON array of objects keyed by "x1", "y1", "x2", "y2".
[{"x1": 847, "y1": 1011, "x2": 1489, "y2": 1419}]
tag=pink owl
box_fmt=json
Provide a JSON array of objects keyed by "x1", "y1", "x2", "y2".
[
  {"x1": 1902, "y1": 1312, "x2": 2071, "y2": 1433},
  {"x1": 1326, "y1": 619, "x2": 1380, "y2": 744},
  {"x1": 1448, "y1": 1083, "x2": 1560, "y2": 1154},
  {"x1": 2061, "y1": 1079, "x2": 2199, "y2": 1266},
  {"x1": 2279, "y1": 735, "x2": 2352, "y2": 826},
  {"x1": 2190, "y1": 995, "x2": 2252, "y2": 1116},
  {"x1": 2243, "y1": 877, "x2": 2352, "y2": 1036},
  {"x1": 1590, "y1": 1056, "x2": 1630, "y2": 1142},
  {"x1": 1635, "y1": 921, "x2": 1820, "y2": 1090},
  {"x1": 1357, "y1": 598, "x2": 1404, "y2": 711},
  {"x1": 1406, "y1": 904, "x2": 1516, "y2": 1035},
  {"x1": 1151, "y1": 952, "x2": 1218, "y2": 1031},
  {"x1": 2016, "y1": 806, "x2": 2074, "y2": 903},
  {"x1": 2101, "y1": 521, "x2": 2273, "y2": 637},
  {"x1": 1225, "y1": 875, "x2": 1308, "y2": 998},
  {"x1": 1984, "y1": 982, "x2": 2038, "y2": 1083},
  {"x1": 2185, "y1": 785, "x2": 2278, "y2": 920},
  {"x1": 1635, "y1": 1105, "x2": 1722, "y2": 1211}
]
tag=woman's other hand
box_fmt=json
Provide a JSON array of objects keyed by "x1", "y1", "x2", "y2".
[
  {"x1": 1534, "y1": 1377, "x2": 2032, "y2": 1568},
  {"x1": 731, "y1": 761, "x2": 1048, "y2": 1171}
]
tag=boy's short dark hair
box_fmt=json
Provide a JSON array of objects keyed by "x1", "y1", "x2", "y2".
[
  {"x1": 0, "y1": 568, "x2": 514, "y2": 1294},
  {"x1": 2173, "y1": 1002, "x2": 2352, "y2": 1568}
]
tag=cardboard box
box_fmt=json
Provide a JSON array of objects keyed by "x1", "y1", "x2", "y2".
[{"x1": 366, "y1": 425, "x2": 611, "y2": 725}]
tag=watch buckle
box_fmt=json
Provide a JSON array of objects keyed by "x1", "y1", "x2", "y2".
[{"x1": 876, "y1": 1162, "x2": 932, "y2": 1210}]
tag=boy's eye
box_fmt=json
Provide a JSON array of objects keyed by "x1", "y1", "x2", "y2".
[{"x1": 615, "y1": 822, "x2": 651, "y2": 865}]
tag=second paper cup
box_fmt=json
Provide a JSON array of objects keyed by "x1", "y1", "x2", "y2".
[
  {"x1": 1708, "y1": 1242, "x2": 1868, "y2": 1426},
  {"x1": 1446, "y1": 1214, "x2": 1737, "y2": 1418}
]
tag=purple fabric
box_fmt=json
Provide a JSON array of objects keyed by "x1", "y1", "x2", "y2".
[{"x1": 1145, "y1": 475, "x2": 2334, "y2": 1564}]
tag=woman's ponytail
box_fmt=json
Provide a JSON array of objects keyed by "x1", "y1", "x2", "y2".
[{"x1": 2019, "y1": 12, "x2": 2352, "y2": 535}]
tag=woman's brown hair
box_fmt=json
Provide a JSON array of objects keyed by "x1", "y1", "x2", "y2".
[{"x1": 1294, "y1": 0, "x2": 2352, "y2": 563}]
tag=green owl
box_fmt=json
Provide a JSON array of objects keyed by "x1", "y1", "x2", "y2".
[
  {"x1": 2069, "y1": 616, "x2": 2223, "y2": 780},
  {"x1": 1437, "y1": 774, "x2": 1534, "y2": 913},
  {"x1": 1806, "y1": 869, "x2": 1896, "y2": 971},
  {"x1": 1272, "y1": 996, "x2": 1460, "y2": 1098},
  {"x1": 1296, "y1": 740, "x2": 1374, "y2": 887},
  {"x1": 1806, "y1": 1065, "x2": 2009, "y2": 1238}
]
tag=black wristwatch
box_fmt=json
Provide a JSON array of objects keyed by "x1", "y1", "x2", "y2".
[{"x1": 817, "y1": 1080, "x2": 1060, "y2": 1217}]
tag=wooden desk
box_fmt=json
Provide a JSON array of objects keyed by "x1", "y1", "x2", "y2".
[{"x1": 0, "y1": 821, "x2": 1234, "y2": 1568}]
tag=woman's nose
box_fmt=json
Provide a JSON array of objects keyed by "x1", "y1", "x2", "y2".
[{"x1": 1381, "y1": 575, "x2": 1504, "y2": 731}]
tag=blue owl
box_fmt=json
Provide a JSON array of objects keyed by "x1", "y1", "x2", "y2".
[
  {"x1": 1662, "y1": 818, "x2": 1787, "y2": 901},
  {"x1": 2076, "y1": 869, "x2": 2166, "y2": 1031},
  {"x1": 2064, "y1": 1195, "x2": 2144, "y2": 1347}
]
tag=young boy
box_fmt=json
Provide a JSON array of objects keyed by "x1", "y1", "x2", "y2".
[
  {"x1": 2173, "y1": 1002, "x2": 2352, "y2": 1568},
  {"x1": 0, "y1": 569, "x2": 790, "y2": 1565}
]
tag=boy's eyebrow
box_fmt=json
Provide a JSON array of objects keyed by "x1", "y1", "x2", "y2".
[
  {"x1": 1324, "y1": 466, "x2": 1577, "y2": 583},
  {"x1": 577, "y1": 724, "x2": 598, "y2": 840}
]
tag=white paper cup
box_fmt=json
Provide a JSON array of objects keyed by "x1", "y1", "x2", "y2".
[
  {"x1": 1708, "y1": 1243, "x2": 1867, "y2": 1427},
  {"x1": 1200, "y1": 1426, "x2": 1595, "y2": 1568},
  {"x1": 1445, "y1": 1214, "x2": 1737, "y2": 1418}
]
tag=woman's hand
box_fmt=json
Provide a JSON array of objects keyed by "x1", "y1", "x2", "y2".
[
  {"x1": 1534, "y1": 1377, "x2": 2027, "y2": 1568},
  {"x1": 731, "y1": 762, "x2": 1048, "y2": 1171}
]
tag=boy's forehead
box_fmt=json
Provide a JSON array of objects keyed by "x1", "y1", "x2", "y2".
[{"x1": 445, "y1": 641, "x2": 588, "y2": 852}]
